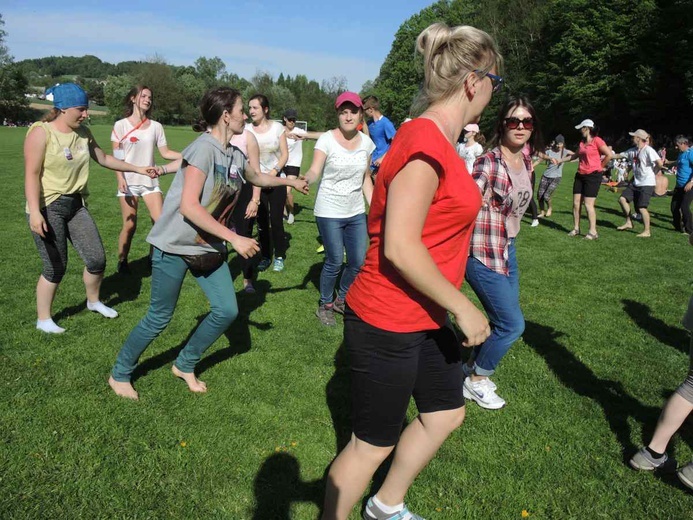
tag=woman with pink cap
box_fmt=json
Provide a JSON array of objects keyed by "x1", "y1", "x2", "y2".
[
  {"x1": 560, "y1": 118, "x2": 613, "y2": 239},
  {"x1": 303, "y1": 92, "x2": 375, "y2": 326},
  {"x1": 456, "y1": 122, "x2": 484, "y2": 173}
]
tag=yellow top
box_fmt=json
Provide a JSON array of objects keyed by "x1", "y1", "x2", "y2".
[{"x1": 25, "y1": 121, "x2": 95, "y2": 212}]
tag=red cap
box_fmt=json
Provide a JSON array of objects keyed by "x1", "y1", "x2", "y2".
[{"x1": 335, "y1": 91, "x2": 363, "y2": 109}]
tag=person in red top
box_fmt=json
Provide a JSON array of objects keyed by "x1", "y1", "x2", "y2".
[
  {"x1": 560, "y1": 119, "x2": 613, "y2": 239},
  {"x1": 321, "y1": 22, "x2": 501, "y2": 520}
]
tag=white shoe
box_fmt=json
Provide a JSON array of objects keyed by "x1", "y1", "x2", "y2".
[
  {"x1": 287, "y1": 213, "x2": 295, "y2": 225},
  {"x1": 462, "y1": 364, "x2": 497, "y2": 391},
  {"x1": 531, "y1": 219, "x2": 539, "y2": 227},
  {"x1": 463, "y1": 377, "x2": 506, "y2": 409}
]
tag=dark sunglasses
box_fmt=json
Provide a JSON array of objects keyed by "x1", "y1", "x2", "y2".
[
  {"x1": 504, "y1": 117, "x2": 534, "y2": 131},
  {"x1": 474, "y1": 70, "x2": 504, "y2": 93},
  {"x1": 286, "y1": 118, "x2": 297, "y2": 122}
]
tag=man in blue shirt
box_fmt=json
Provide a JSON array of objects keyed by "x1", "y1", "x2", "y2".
[
  {"x1": 665, "y1": 135, "x2": 693, "y2": 233},
  {"x1": 363, "y1": 96, "x2": 396, "y2": 175}
]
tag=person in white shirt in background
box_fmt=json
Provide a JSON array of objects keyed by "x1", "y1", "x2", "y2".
[
  {"x1": 112, "y1": 85, "x2": 182, "y2": 274},
  {"x1": 456, "y1": 122, "x2": 484, "y2": 174},
  {"x1": 613, "y1": 129, "x2": 663, "y2": 237}
]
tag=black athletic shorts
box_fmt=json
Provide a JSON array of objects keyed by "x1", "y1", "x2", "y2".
[
  {"x1": 621, "y1": 184, "x2": 654, "y2": 209},
  {"x1": 572, "y1": 171, "x2": 602, "y2": 198},
  {"x1": 344, "y1": 305, "x2": 465, "y2": 447},
  {"x1": 283, "y1": 165, "x2": 300, "y2": 177}
]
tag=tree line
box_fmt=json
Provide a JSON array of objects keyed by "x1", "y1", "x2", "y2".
[{"x1": 366, "y1": 0, "x2": 693, "y2": 148}]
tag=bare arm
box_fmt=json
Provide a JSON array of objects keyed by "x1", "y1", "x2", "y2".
[
  {"x1": 302, "y1": 149, "x2": 328, "y2": 186},
  {"x1": 24, "y1": 126, "x2": 49, "y2": 237},
  {"x1": 179, "y1": 165, "x2": 260, "y2": 259},
  {"x1": 111, "y1": 141, "x2": 128, "y2": 193},
  {"x1": 89, "y1": 139, "x2": 156, "y2": 177},
  {"x1": 362, "y1": 155, "x2": 374, "y2": 206},
  {"x1": 598, "y1": 144, "x2": 614, "y2": 169},
  {"x1": 244, "y1": 132, "x2": 263, "y2": 218},
  {"x1": 384, "y1": 159, "x2": 490, "y2": 346}
]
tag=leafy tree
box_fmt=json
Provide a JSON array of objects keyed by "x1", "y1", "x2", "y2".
[
  {"x1": 0, "y1": 14, "x2": 29, "y2": 121},
  {"x1": 194, "y1": 56, "x2": 226, "y2": 88},
  {"x1": 103, "y1": 74, "x2": 135, "y2": 120}
]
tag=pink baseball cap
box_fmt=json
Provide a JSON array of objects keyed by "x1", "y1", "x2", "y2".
[
  {"x1": 464, "y1": 123, "x2": 480, "y2": 133},
  {"x1": 335, "y1": 91, "x2": 363, "y2": 109}
]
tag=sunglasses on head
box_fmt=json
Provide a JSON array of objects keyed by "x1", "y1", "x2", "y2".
[{"x1": 504, "y1": 117, "x2": 534, "y2": 131}]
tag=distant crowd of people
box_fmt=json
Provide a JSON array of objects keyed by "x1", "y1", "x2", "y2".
[{"x1": 22, "y1": 21, "x2": 692, "y2": 520}]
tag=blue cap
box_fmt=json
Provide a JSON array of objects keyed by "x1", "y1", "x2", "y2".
[{"x1": 46, "y1": 83, "x2": 88, "y2": 110}]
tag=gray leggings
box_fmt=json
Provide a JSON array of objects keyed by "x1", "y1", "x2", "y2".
[
  {"x1": 675, "y1": 334, "x2": 693, "y2": 404},
  {"x1": 28, "y1": 194, "x2": 106, "y2": 283}
]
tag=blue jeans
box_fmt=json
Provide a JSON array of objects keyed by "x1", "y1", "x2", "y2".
[
  {"x1": 464, "y1": 240, "x2": 524, "y2": 376},
  {"x1": 111, "y1": 247, "x2": 239, "y2": 381},
  {"x1": 316, "y1": 214, "x2": 368, "y2": 305}
]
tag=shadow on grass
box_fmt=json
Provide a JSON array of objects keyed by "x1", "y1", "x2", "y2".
[
  {"x1": 536, "y1": 218, "x2": 572, "y2": 234},
  {"x1": 523, "y1": 321, "x2": 661, "y2": 461},
  {"x1": 131, "y1": 278, "x2": 271, "y2": 382},
  {"x1": 269, "y1": 262, "x2": 322, "y2": 294},
  {"x1": 622, "y1": 299, "x2": 690, "y2": 355},
  {"x1": 52, "y1": 256, "x2": 151, "y2": 324},
  {"x1": 252, "y1": 453, "x2": 322, "y2": 520}
]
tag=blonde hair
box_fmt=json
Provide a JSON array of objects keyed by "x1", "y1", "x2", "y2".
[{"x1": 413, "y1": 23, "x2": 502, "y2": 113}]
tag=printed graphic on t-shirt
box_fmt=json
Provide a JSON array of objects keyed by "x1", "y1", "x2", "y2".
[{"x1": 196, "y1": 162, "x2": 243, "y2": 245}]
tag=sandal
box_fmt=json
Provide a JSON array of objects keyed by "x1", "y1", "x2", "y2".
[
  {"x1": 568, "y1": 229, "x2": 580, "y2": 237},
  {"x1": 584, "y1": 232, "x2": 599, "y2": 240}
]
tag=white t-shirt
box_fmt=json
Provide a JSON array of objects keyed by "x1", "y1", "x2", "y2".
[
  {"x1": 456, "y1": 142, "x2": 484, "y2": 174},
  {"x1": 624, "y1": 145, "x2": 660, "y2": 186},
  {"x1": 314, "y1": 130, "x2": 375, "y2": 218},
  {"x1": 286, "y1": 126, "x2": 306, "y2": 168},
  {"x1": 246, "y1": 121, "x2": 284, "y2": 173},
  {"x1": 111, "y1": 119, "x2": 167, "y2": 187}
]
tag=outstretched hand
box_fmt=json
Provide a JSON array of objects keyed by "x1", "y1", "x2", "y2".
[{"x1": 292, "y1": 177, "x2": 310, "y2": 195}]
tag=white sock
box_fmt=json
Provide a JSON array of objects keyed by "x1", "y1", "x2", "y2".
[
  {"x1": 87, "y1": 300, "x2": 118, "y2": 319},
  {"x1": 372, "y1": 495, "x2": 404, "y2": 515},
  {"x1": 36, "y1": 318, "x2": 65, "y2": 334}
]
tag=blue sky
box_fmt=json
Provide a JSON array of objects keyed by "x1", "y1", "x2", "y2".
[{"x1": 2, "y1": 1, "x2": 434, "y2": 90}]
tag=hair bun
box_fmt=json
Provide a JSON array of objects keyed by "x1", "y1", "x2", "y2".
[{"x1": 192, "y1": 118, "x2": 209, "y2": 133}]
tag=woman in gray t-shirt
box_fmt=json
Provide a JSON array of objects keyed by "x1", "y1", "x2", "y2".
[
  {"x1": 109, "y1": 88, "x2": 308, "y2": 400},
  {"x1": 537, "y1": 135, "x2": 572, "y2": 218}
]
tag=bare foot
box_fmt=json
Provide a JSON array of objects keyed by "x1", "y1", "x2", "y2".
[
  {"x1": 108, "y1": 376, "x2": 139, "y2": 400},
  {"x1": 617, "y1": 223, "x2": 633, "y2": 231},
  {"x1": 172, "y1": 365, "x2": 207, "y2": 393},
  {"x1": 537, "y1": 211, "x2": 546, "y2": 218},
  {"x1": 545, "y1": 210, "x2": 552, "y2": 217},
  {"x1": 636, "y1": 232, "x2": 651, "y2": 238}
]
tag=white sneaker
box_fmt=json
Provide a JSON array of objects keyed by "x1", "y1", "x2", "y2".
[
  {"x1": 462, "y1": 364, "x2": 497, "y2": 391},
  {"x1": 531, "y1": 219, "x2": 539, "y2": 227},
  {"x1": 287, "y1": 213, "x2": 295, "y2": 225},
  {"x1": 463, "y1": 376, "x2": 506, "y2": 409}
]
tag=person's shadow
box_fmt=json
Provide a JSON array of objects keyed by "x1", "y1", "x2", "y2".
[
  {"x1": 269, "y1": 262, "x2": 322, "y2": 294},
  {"x1": 251, "y1": 453, "x2": 322, "y2": 520},
  {"x1": 622, "y1": 299, "x2": 690, "y2": 355},
  {"x1": 522, "y1": 321, "x2": 662, "y2": 462},
  {"x1": 52, "y1": 256, "x2": 150, "y2": 323}
]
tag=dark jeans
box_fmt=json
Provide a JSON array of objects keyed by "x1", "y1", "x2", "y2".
[
  {"x1": 671, "y1": 186, "x2": 693, "y2": 233},
  {"x1": 528, "y1": 170, "x2": 538, "y2": 219},
  {"x1": 257, "y1": 187, "x2": 287, "y2": 259},
  {"x1": 230, "y1": 182, "x2": 256, "y2": 280},
  {"x1": 315, "y1": 214, "x2": 368, "y2": 304}
]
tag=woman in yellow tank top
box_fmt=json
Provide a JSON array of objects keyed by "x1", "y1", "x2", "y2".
[{"x1": 24, "y1": 83, "x2": 157, "y2": 333}]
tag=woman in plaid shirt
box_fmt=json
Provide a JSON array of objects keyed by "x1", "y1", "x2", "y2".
[{"x1": 463, "y1": 96, "x2": 542, "y2": 409}]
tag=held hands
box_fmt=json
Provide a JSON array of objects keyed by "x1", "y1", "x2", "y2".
[
  {"x1": 374, "y1": 157, "x2": 384, "y2": 167},
  {"x1": 229, "y1": 234, "x2": 260, "y2": 259},
  {"x1": 29, "y1": 212, "x2": 48, "y2": 238},
  {"x1": 137, "y1": 166, "x2": 159, "y2": 178},
  {"x1": 291, "y1": 177, "x2": 310, "y2": 195},
  {"x1": 453, "y1": 301, "x2": 491, "y2": 348}
]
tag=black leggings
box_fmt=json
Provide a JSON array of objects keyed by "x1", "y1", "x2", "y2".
[
  {"x1": 28, "y1": 194, "x2": 106, "y2": 283},
  {"x1": 257, "y1": 187, "x2": 287, "y2": 259},
  {"x1": 671, "y1": 186, "x2": 693, "y2": 233},
  {"x1": 230, "y1": 182, "x2": 257, "y2": 280},
  {"x1": 528, "y1": 170, "x2": 538, "y2": 219}
]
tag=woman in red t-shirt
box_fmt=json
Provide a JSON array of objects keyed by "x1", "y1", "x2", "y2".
[
  {"x1": 321, "y1": 22, "x2": 500, "y2": 520},
  {"x1": 560, "y1": 119, "x2": 613, "y2": 239}
]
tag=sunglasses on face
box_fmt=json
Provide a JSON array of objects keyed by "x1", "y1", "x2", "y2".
[
  {"x1": 287, "y1": 118, "x2": 296, "y2": 122},
  {"x1": 474, "y1": 70, "x2": 504, "y2": 93},
  {"x1": 504, "y1": 117, "x2": 534, "y2": 130}
]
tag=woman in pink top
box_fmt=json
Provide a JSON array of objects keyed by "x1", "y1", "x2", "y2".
[{"x1": 560, "y1": 119, "x2": 612, "y2": 240}]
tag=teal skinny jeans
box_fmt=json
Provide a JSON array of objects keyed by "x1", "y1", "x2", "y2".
[{"x1": 111, "y1": 247, "x2": 238, "y2": 382}]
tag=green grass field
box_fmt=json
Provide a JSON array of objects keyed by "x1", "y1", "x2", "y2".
[{"x1": 1, "y1": 125, "x2": 691, "y2": 519}]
